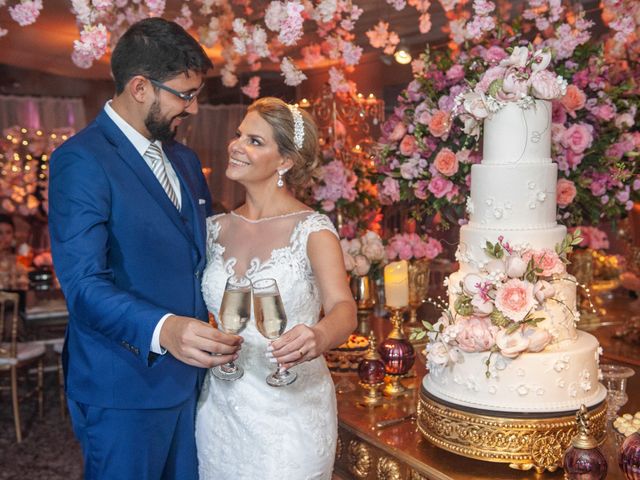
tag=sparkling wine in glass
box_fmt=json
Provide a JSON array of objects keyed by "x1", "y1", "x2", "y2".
[
  {"x1": 211, "y1": 275, "x2": 251, "y2": 381},
  {"x1": 253, "y1": 277, "x2": 297, "y2": 387}
]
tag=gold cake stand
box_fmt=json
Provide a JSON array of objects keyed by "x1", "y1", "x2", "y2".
[{"x1": 417, "y1": 386, "x2": 607, "y2": 473}]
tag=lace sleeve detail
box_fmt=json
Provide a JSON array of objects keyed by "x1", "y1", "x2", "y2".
[
  {"x1": 290, "y1": 212, "x2": 339, "y2": 255},
  {"x1": 205, "y1": 213, "x2": 226, "y2": 263}
]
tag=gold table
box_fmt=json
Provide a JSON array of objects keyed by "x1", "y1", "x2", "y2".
[{"x1": 334, "y1": 300, "x2": 640, "y2": 480}]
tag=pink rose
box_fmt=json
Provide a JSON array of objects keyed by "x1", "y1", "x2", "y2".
[
  {"x1": 556, "y1": 178, "x2": 577, "y2": 207},
  {"x1": 563, "y1": 124, "x2": 593, "y2": 153},
  {"x1": 530, "y1": 70, "x2": 563, "y2": 100},
  {"x1": 524, "y1": 248, "x2": 565, "y2": 277},
  {"x1": 380, "y1": 177, "x2": 400, "y2": 204},
  {"x1": 446, "y1": 64, "x2": 465, "y2": 82},
  {"x1": 615, "y1": 113, "x2": 635, "y2": 129},
  {"x1": 592, "y1": 103, "x2": 616, "y2": 121},
  {"x1": 522, "y1": 326, "x2": 552, "y2": 352},
  {"x1": 483, "y1": 46, "x2": 508, "y2": 64},
  {"x1": 552, "y1": 100, "x2": 567, "y2": 124},
  {"x1": 353, "y1": 255, "x2": 371, "y2": 276},
  {"x1": 456, "y1": 316, "x2": 498, "y2": 352},
  {"x1": 433, "y1": 148, "x2": 459, "y2": 177},
  {"x1": 495, "y1": 328, "x2": 530, "y2": 358},
  {"x1": 427, "y1": 176, "x2": 454, "y2": 198},
  {"x1": 494, "y1": 278, "x2": 535, "y2": 322},
  {"x1": 399, "y1": 134, "x2": 418, "y2": 156},
  {"x1": 423, "y1": 237, "x2": 443, "y2": 259},
  {"x1": 428, "y1": 110, "x2": 451, "y2": 139},
  {"x1": 560, "y1": 85, "x2": 586, "y2": 118},
  {"x1": 388, "y1": 122, "x2": 407, "y2": 142}
]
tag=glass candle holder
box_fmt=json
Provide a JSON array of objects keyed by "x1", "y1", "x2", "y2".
[
  {"x1": 619, "y1": 431, "x2": 640, "y2": 480},
  {"x1": 357, "y1": 332, "x2": 385, "y2": 407},
  {"x1": 563, "y1": 405, "x2": 608, "y2": 479},
  {"x1": 378, "y1": 307, "x2": 415, "y2": 397}
]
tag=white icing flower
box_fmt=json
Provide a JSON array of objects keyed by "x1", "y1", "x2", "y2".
[
  {"x1": 536, "y1": 191, "x2": 547, "y2": 202},
  {"x1": 557, "y1": 379, "x2": 566, "y2": 388},
  {"x1": 466, "y1": 197, "x2": 475, "y2": 214},
  {"x1": 554, "y1": 358, "x2": 568, "y2": 372},
  {"x1": 528, "y1": 181, "x2": 536, "y2": 190},
  {"x1": 517, "y1": 385, "x2": 529, "y2": 396},
  {"x1": 488, "y1": 385, "x2": 497, "y2": 394},
  {"x1": 536, "y1": 387, "x2": 545, "y2": 396},
  {"x1": 569, "y1": 383, "x2": 578, "y2": 398},
  {"x1": 493, "y1": 207, "x2": 504, "y2": 219},
  {"x1": 516, "y1": 368, "x2": 525, "y2": 377},
  {"x1": 580, "y1": 370, "x2": 592, "y2": 392},
  {"x1": 528, "y1": 201, "x2": 537, "y2": 209},
  {"x1": 485, "y1": 197, "x2": 493, "y2": 206}
]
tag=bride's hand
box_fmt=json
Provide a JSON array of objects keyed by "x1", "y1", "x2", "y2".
[{"x1": 269, "y1": 324, "x2": 328, "y2": 369}]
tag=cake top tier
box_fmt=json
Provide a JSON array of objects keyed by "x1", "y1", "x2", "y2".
[
  {"x1": 455, "y1": 45, "x2": 567, "y2": 164},
  {"x1": 482, "y1": 100, "x2": 552, "y2": 164}
]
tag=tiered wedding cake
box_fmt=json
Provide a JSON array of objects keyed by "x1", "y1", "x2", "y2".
[{"x1": 422, "y1": 98, "x2": 607, "y2": 413}]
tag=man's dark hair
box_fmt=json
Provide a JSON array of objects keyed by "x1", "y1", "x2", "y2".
[{"x1": 111, "y1": 17, "x2": 213, "y2": 94}]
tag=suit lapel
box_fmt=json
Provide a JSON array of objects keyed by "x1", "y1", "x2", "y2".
[
  {"x1": 96, "y1": 111, "x2": 192, "y2": 245},
  {"x1": 165, "y1": 143, "x2": 205, "y2": 262}
]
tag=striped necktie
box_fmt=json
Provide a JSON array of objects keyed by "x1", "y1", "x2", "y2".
[{"x1": 144, "y1": 143, "x2": 179, "y2": 210}]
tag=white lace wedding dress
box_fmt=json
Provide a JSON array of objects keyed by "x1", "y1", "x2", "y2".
[{"x1": 195, "y1": 210, "x2": 338, "y2": 480}]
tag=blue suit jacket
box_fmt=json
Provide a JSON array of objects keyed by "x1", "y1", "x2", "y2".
[{"x1": 49, "y1": 109, "x2": 214, "y2": 409}]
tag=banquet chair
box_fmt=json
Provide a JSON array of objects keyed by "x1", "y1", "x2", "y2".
[
  {"x1": 52, "y1": 338, "x2": 66, "y2": 417},
  {"x1": 0, "y1": 291, "x2": 46, "y2": 443}
]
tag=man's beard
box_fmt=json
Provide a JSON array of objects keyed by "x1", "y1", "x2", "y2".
[{"x1": 145, "y1": 100, "x2": 186, "y2": 143}]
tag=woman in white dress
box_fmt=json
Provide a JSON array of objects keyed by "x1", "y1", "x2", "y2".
[{"x1": 196, "y1": 97, "x2": 357, "y2": 479}]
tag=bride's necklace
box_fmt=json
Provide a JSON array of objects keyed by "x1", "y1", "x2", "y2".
[{"x1": 230, "y1": 209, "x2": 313, "y2": 224}]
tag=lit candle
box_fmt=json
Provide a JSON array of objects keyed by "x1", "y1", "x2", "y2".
[{"x1": 384, "y1": 261, "x2": 409, "y2": 308}]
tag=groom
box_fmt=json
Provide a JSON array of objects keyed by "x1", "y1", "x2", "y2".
[{"x1": 49, "y1": 18, "x2": 242, "y2": 479}]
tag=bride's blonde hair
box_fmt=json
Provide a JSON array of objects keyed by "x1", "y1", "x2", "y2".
[{"x1": 247, "y1": 97, "x2": 320, "y2": 189}]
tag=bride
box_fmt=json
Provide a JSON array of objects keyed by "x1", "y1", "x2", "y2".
[{"x1": 196, "y1": 97, "x2": 357, "y2": 479}]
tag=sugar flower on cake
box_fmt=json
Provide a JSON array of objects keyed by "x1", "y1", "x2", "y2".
[
  {"x1": 418, "y1": 230, "x2": 583, "y2": 375},
  {"x1": 455, "y1": 45, "x2": 568, "y2": 136}
]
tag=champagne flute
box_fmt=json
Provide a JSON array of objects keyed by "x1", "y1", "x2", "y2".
[
  {"x1": 253, "y1": 277, "x2": 297, "y2": 387},
  {"x1": 211, "y1": 275, "x2": 252, "y2": 381}
]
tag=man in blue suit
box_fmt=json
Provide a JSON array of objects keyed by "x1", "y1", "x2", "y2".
[{"x1": 49, "y1": 18, "x2": 242, "y2": 479}]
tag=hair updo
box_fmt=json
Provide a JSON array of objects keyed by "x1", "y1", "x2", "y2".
[{"x1": 247, "y1": 97, "x2": 320, "y2": 190}]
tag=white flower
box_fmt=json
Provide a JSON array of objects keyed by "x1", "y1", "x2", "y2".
[
  {"x1": 280, "y1": 57, "x2": 307, "y2": 86},
  {"x1": 501, "y1": 46, "x2": 529, "y2": 68},
  {"x1": 495, "y1": 328, "x2": 529, "y2": 358},
  {"x1": 505, "y1": 255, "x2": 527, "y2": 278}
]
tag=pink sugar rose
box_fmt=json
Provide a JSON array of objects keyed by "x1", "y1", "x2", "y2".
[
  {"x1": 496, "y1": 69, "x2": 529, "y2": 102},
  {"x1": 428, "y1": 110, "x2": 451, "y2": 138},
  {"x1": 556, "y1": 178, "x2": 577, "y2": 207},
  {"x1": 388, "y1": 122, "x2": 407, "y2": 142},
  {"x1": 433, "y1": 148, "x2": 459, "y2": 177},
  {"x1": 506, "y1": 255, "x2": 528, "y2": 278},
  {"x1": 560, "y1": 85, "x2": 586, "y2": 118},
  {"x1": 428, "y1": 176, "x2": 454, "y2": 198},
  {"x1": 525, "y1": 248, "x2": 565, "y2": 277},
  {"x1": 456, "y1": 316, "x2": 498, "y2": 353},
  {"x1": 563, "y1": 124, "x2": 593, "y2": 154},
  {"x1": 399, "y1": 134, "x2": 418, "y2": 156},
  {"x1": 495, "y1": 278, "x2": 535, "y2": 322},
  {"x1": 522, "y1": 326, "x2": 552, "y2": 352},
  {"x1": 495, "y1": 328, "x2": 530, "y2": 358},
  {"x1": 462, "y1": 92, "x2": 489, "y2": 119},
  {"x1": 476, "y1": 66, "x2": 506, "y2": 94},
  {"x1": 530, "y1": 70, "x2": 563, "y2": 100}
]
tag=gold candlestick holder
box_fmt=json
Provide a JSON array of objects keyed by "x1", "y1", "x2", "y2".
[
  {"x1": 357, "y1": 332, "x2": 386, "y2": 407},
  {"x1": 379, "y1": 306, "x2": 415, "y2": 397}
]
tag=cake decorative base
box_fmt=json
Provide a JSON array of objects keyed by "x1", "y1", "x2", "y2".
[{"x1": 417, "y1": 386, "x2": 607, "y2": 473}]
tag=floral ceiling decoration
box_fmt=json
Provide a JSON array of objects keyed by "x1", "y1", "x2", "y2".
[{"x1": 5, "y1": 0, "x2": 635, "y2": 97}]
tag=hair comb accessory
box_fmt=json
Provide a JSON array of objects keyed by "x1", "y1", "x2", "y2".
[{"x1": 287, "y1": 104, "x2": 304, "y2": 150}]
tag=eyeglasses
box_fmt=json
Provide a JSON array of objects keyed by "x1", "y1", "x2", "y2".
[{"x1": 149, "y1": 78, "x2": 205, "y2": 106}]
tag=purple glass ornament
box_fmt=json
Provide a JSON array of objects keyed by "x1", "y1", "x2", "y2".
[
  {"x1": 563, "y1": 445, "x2": 608, "y2": 479},
  {"x1": 358, "y1": 357, "x2": 386, "y2": 385},
  {"x1": 378, "y1": 338, "x2": 415, "y2": 376},
  {"x1": 619, "y1": 431, "x2": 640, "y2": 480}
]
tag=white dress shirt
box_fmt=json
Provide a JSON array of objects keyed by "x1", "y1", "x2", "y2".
[{"x1": 104, "y1": 101, "x2": 179, "y2": 355}]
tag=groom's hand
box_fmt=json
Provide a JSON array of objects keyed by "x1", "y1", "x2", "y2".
[{"x1": 160, "y1": 315, "x2": 243, "y2": 368}]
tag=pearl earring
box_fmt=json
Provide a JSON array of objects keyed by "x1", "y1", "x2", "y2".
[{"x1": 277, "y1": 169, "x2": 287, "y2": 188}]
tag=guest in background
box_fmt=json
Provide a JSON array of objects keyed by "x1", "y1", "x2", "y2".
[
  {"x1": 49, "y1": 18, "x2": 241, "y2": 479},
  {"x1": 196, "y1": 97, "x2": 357, "y2": 479},
  {"x1": 0, "y1": 214, "x2": 16, "y2": 256}
]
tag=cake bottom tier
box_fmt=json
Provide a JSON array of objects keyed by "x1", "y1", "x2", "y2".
[{"x1": 424, "y1": 331, "x2": 607, "y2": 413}]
